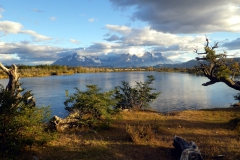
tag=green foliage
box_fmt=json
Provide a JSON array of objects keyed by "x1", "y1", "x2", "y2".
[
  {"x1": 205, "y1": 47, "x2": 218, "y2": 62},
  {"x1": 64, "y1": 85, "x2": 117, "y2": 128},
  {"x1": 216, "y1": 66, "x2": 232, "y2": 79},
  {"x1": 114, "y1": 75, "x2": 160, "y2": 110},
  {"x1": 0, "y1": 84, "x2": 52, "y2": 158},
  {"x1": 199, "y1": 42, "x2": 240, "y2": 81}
]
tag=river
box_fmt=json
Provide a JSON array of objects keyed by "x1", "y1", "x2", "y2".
[{"x1": 0, "y1": 71, "x2": 238, "y2": 117}]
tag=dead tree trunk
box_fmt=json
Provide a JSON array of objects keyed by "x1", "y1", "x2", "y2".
[
  {"x1": 0, "y1": 63, "x2": 36, "y2": 106},
  {"x1": 0, "y1": 63, "x2": 20, "y2": 92}
]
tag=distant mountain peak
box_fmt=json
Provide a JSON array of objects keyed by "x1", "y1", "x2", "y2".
[{"x1": 53, "y1": 52, "x2": 173, "y2": 67}]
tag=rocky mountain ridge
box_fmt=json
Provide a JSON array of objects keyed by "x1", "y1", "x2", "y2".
[{"x1": 53, "y1": 52, "x2": 173, "y2": 67}]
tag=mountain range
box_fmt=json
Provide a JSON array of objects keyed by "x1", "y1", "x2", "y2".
[{"x1": 52, "y1": 52, "x2": 173, "y2": 67}]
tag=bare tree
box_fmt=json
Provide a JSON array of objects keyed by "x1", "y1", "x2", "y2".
[
  {"x1": 0, "y1": 63, "x2": 37, "y2": 106},
  {"x1": 0, "y1": 63, "x2": 21, "y2": 92},
  {"x1": 195, "y1": 38, "x2": 240, "y2": 91}
]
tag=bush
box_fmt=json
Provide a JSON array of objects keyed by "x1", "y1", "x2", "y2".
[
  {"x1": 0, "y1": 84, "x2": 52, "y2": 158},
  {"x1": 114, "y1": 75, "x2": 160, "y2": 110},
  {"x1": 64, "y1": 85, "x2": 117, "y2": 128},
  {"x1": 126, "y1": 122, "x2": 158, "y2": 144}
]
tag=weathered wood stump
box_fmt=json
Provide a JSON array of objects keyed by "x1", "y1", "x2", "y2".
[
  {"x1": 49, "y1": 115, "x2": 81, "y2": 131},
  {"x1": 173, "y1": 136, "x2": 203, "y2": 160},
  {"x1": 0, "y1": 63, "x2": 20, "y2": 92},
  {"x1": 0, "y1": 62, "x2": 36, "y2": 105}
]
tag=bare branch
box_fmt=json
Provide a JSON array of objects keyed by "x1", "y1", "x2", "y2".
[
  {"x1": 202, "y1": 80, "x2": 218, "y2": 86},
  {"x1": 0, "y1": 62, "x2": 10, "y2": 75},
  {"x1": 196, "y1": 57, "x2": 207, "y2": 61},
  {"x1": 212, "y1": 42, "x2": 219, "y2": 50}
]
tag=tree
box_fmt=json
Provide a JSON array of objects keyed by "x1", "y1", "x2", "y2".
[
  {"x1": 64, "y1": 85, "x2": 117, "y2": 128},
  {"x1": 195, "y1": 38, "x2": 240, "y2": 91},
  {"x1": 114, "y1": 75, "x2": 160, "y2": 110},
  {"x1": 0, "y1": 63, "x2": 52, "y2": 158}
]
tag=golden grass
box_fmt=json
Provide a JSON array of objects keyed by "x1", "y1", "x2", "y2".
[{"x1": 28, "y1": 107, "x2": 240, "y2": 160}]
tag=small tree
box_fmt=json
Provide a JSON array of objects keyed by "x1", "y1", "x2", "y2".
[
  {"x1": 114, "y1": 75, "x2": 160, "y2": 110},
  {"x1": 0, "y1": 83, "x2": 52, "y2": 158},
  {"x1": 195, "y1": 38, "x2": 240, "y2": 91},
  {"x1": 64, "y1": 85, "x2": 117, "y2": 127}
]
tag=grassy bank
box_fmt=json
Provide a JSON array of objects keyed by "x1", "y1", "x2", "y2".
[
  {"x1": 0, "y1": 65, "x2": 155, "y2": 79},
  {"x1": 25, "y1": 107, "x2": 240, "y2": 160},
  {"x1": 0, "y1": 65, "x2": 198, "y2": 79}
]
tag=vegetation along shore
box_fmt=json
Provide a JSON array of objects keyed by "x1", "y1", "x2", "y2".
[{"x1": 0, "y1": 64, "x2": 198, "y2": 79}]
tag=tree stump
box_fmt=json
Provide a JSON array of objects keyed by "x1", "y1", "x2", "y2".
[{"x1": 0, "y1": 63, "x2": 20, "y2": 92}]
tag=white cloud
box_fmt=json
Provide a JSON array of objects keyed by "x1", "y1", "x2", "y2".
[
  {"x1": 0, "y1": 21, "x2": 52, "y2": 42},
  {"x1": 75, "y1": 25, "x2": 205, "y2": 60},
  {"x1": 104, "y1": 25, "x2": 207, "y2": 59},
  {"x1": 76, "y1": 42, "x2": 122, "y2": 56},
  {"x1": 20, "y1": 30, "x2": 52, "y2": 42},
  {"x1": 70, "y1": 39, "x2": 80, "y2": 44},
  {"x1": 0, "y1": 53, "x2": 19, "y2": 61},
  {"x1": 106, "y1": 24, "x2": 131, "y2": 34},
  {"x1": 0, "y1": 21, "x2": 23, "y2": 33},
  {"x1": 88, "y1": 18, "x2": 97, "y2": 22},
  {"x1": 0, "y1": 41, "x2": 72, "y2": 65},
  {"x1": 106, "y1": 25, "x2": 205, "y2": 48}
]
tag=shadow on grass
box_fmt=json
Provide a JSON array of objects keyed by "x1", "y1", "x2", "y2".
[{"x1": 38, "y1": 143, "x2": 179, "y2": 160}]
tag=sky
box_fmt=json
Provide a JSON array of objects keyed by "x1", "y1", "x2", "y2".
[{"x1": 0, "y1": 0, "x2": 240, "y2": 65}]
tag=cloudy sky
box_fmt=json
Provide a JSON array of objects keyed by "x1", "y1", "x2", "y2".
[{"x1": 0, "y1": 0, "x2": 240, "y2": 65}]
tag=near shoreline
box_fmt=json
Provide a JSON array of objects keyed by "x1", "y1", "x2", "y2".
[{"x1": 26, "y1": 107, "x2": 240, "y2": 160}]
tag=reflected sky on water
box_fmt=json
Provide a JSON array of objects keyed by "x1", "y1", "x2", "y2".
[{"x1": 0, "y1": 71, "x2": 238, "y2": 117}]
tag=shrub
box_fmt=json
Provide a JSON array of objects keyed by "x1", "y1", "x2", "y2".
[
  {"x1": 64, "y1": 85, "x2": 117, "y2": 128},
  {"x1": 0, "y1": 84, "x2": 52, "y2": 158},
  {"x1": 126, "y1": 123, "x2": 158, "y2": 144},
  {"x1": 114, "y1": 75, "x2": 160, "y2": 110}
]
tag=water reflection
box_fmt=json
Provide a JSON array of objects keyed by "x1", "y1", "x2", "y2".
[{"x1": 0, "y1": 71, "x2": 238, "y2": 117}]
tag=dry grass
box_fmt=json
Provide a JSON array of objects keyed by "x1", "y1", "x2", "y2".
[{"x1": 28, "y1": 107, "x2": 240, "y2": 160}]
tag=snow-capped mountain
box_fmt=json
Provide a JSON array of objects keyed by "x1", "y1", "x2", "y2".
[
  {"x1": 52, "y1": 52, "x2": 173, "y2": 67},
  {"x1": 52, "y1": 53, "x2": 102, "y2": 66}
]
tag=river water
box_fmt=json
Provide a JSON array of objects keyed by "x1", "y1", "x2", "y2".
[{"x1": 0, "y1": 71, "x2": 238, "y2": 117}]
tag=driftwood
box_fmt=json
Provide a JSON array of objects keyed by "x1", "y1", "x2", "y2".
[
  {"x1": 49, "y1": 115, "x2": 81, "y2": 131},
  {"x1": 173, "y1": 136, "x2": 203, "y2": 160}
]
